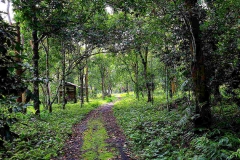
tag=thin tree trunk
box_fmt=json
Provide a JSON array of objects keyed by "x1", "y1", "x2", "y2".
[
  {"x1": 150, "y1": 55, "x2": 154, "y2": 105},
  {"x1": 135, "y1": 51, "x2": 140, "y2": 100},
  {"x1": 166, "y1": 66, "x2": 169, "y2": 111},
  {"x1": 41, "y1": 38, "x2": 52, "y2": 112},
  {"x1": 14, "y1": 23, "x2": 28, "y2": 113},
  {"x1": 78, "y1": 74, "x2": 81, "y2": 101},
  {"x1": 45, "y1": 39, "x2": 52, "y2": 113},
  {"x1": 101, "y1": 74, "x2": 105, "y2": 99},
  {"x1": 40, "y1": 83, "x2": 47, "y2": 109},
  {"x1": 50, "y1": 82, "x2": 61, "y2": 105},
  {"x1": 62, "y1": 42, "x2": 66, "y2": 109},
  {"x1": 57, "y1": 67, "x2": 61, "y2": 104},
  {"x1": 80, "y1": 69, "x2": 84, "y2": 106},
  {"x1": 85, "y1": 62, "x2": 89, "y2": 102}
]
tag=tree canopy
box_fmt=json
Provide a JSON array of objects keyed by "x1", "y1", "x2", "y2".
[{"x1": 0, "y1": 0, "x2": 239, "y2": 159}]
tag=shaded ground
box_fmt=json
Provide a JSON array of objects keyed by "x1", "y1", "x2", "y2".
[{"x1": 53, "y1": 101, "x2": 132, "y2": 160}]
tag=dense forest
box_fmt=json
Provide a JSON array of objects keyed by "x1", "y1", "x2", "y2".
[{"x1": 0, "y1": 0, "x2": 240, "y2": 159}]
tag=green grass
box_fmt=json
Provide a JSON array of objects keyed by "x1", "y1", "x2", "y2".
[
  {"x1": 113, "y1": 94, "x2": 240, "y2": 159},
  {"x1": 0, "y1": 98, "x2": 109, "y2": 160},
  {"x1": 81, "y1": 118, "x2": 116, "y2": 160}
]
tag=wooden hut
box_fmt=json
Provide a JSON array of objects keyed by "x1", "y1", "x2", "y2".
[{"x1": 59, "y1": 82, "x2": 79, "y2": 103}]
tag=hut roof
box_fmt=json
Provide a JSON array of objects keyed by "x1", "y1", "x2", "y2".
[{"x1": 65, "y1": 82, "x2": 80, "y2": 88}]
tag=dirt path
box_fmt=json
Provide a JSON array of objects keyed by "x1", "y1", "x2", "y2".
[{"x1": 53, "y1": 101, "x2": 132, "y2": 160}]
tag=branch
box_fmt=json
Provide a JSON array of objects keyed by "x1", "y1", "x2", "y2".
[
  {"x1": 6, "y1": 0, "x2": 12, "y2": 25},
  {"x1": 50, "y1": 81, "x2": 61, "y2": 105},
  {"x1": 119, "y1": 56, "x2": 136, "y2": 84},
  {"x1": 173, "y1": 0, "x2": 196, "y2": 62},
  {"x1": 40, "y1": 39, "x2": 48, "y2": 54},
  {"x1": 37, "y1": 34, "x2": 46, "y2": 43},
  {"x1": 138, "y1": 46, "x2": 147, "y2": 66}
]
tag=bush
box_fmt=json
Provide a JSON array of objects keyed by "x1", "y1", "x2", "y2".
[
  {"x1": 113, "y1": 95, "x2": 240, "y2": 159},
  {"x1": 0, "y1": 98, "x2": 108, "y2": 159}
]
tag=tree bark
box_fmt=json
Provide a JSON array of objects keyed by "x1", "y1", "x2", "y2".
[
  {"x1": 45, "y1": 39, "x2": 52, "y2": 113},
  {"x1": 32, "y1": 27, "x2": 40, "y2": 115},
  {"x1": 80, "y1": 69, "x2": 84, "y2": 106},
  {"x1": 15, "y1": 24, "x2": 21, "y2": 70},
  {"x1": 101, "y1": 73, "x2": 105, "y2": 99},
  {"x1": 185, "y1": 0, "x2": 211, "y2": 127},
  {"x1": 138, "y1": 46, "x2": 152, "y2": 102},
  {"x1": 62, "y1": 42, "x2": 66, "y2": 109},
  {"x1": 57, "y1": 67, "x2": 61, "y2": 104},
  {"x1": 41, "y1": 38, "x2": 52, "y2": 112},
  {"x1": 126, "y1": 82, "x2": 129, "y2": 94},
  {"x1": 14, "y1": 23, "x2": 26, "y2": 112},
  {"x1": 135, "y1": 51, "x2": 140, "y2": 100},
  {"x1": 85, "y1": 62, "x2": 89, "y2": 102},
  {"x1": 165, "y1": 66, "x2": 169, "y2": 111}
]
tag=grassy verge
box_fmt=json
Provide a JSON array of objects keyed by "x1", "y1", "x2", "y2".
[
  {"x1": 0, "y1": 98, "x2": 108, "y2": 160},
  {"x1": 81, "y1": 118, "x2": 116, "y2": 159},
  {"x1": 113, "y1": 94, "x2": 240, "y2": 159}
]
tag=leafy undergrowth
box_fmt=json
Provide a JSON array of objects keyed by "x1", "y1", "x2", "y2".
[
  {"x1": 113, "y1": 95, "x2": 240, "y2": 160},
  {"x1": 81, "y1": 118, "x2": 116, "y2": 159},
  {"x1": 0, "y1": 98, "x2": 108, "y2": 160},
  {"x1": 104, "y1": 95, "x2": 118, "y2": 103}
]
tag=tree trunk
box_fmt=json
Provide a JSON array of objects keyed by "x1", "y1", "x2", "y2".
[
  {"x1": 80, "y1": 69, "x2": 84, "y2": 106},
  {"x1": 126, "y1": 82, "x2": 129, "y2": 94},
  {"x1": 45, "y1": 39, "x2": 52, "y2": 113},
  {"x1": 32, "y1": 28, "x2": 40, "y2": 115},
  {"x1": 138, "y1": 46, "x2": 152, "y2": 102},
  {"x1": 100, "y1": 68, "x2": 106, "y2": 99},
  {"x1": 62, "y1": 42, "x2": 66, "y2": 109},
  {"x1": 166, "y1": 66, "x2": 170, "y2": 111},
  {"x1": 85, "y1": 62, "x2": 89, "y2": 102},
  {"x1": 135, "y1": 51, "x2": 140, "y2": 100},
  {"x1": 14, "y1": 23, "x2": 26, "y2": 112},
  {"x1": 101, "y1": 75, "x2": 105, "y2": 99},
  {"x1": 185, "y1": 0, "x2": 211, "y2": 127},
  {"x1": 57, "y1": 67, "x2": 61, "y2": 104},
  {"x1": 40, "y1": 83, "x2": 47, "y2": 109},
  {"x1": 41, "y1": 38, "x2": 52, "y2": 112},
  {"x1": 15, "y1": 25, "x2": 21, "y2": 73}
]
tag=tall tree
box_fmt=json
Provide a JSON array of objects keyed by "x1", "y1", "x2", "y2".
[
  {"x1": 183, "y1": 0, "x2": 211, "y2": 127},
  {"x1": 12, "y1": 0, "x2": 68, "y2": 115},
  {"x1": 0, "y1": 14, "x2": 23, "y2": 146}
]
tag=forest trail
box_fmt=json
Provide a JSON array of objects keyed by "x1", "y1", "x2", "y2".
[{"x1": 53, "y1": 100, "x2": 131, "y2": 160}]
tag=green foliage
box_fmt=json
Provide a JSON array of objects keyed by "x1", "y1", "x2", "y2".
[
  {"x1": 1, "y1": 0, "x2": 239, "y2": 158},
  {"x1": 0, "y1": 14, "x2": 26, "y2": 146},
  {"x1": 190, "y1": 131, "x2": 240, "y2": 159},
  {"x1": 113, "y1": 95, "x2": 240, "y2": 159},
  {"x1": 0, "y1": 98, "x2": 107, "y2": 159},
  {"x1": 114, "y1": 95, "x2": 180, "y2": 159},
  {"x1": 104, "y1": 96, "x2": 117, "y2": 103}
]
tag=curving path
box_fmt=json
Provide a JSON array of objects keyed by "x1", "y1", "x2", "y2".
[{"x1": 53, "y1": 101, "x2": 132, "y2": 160}]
